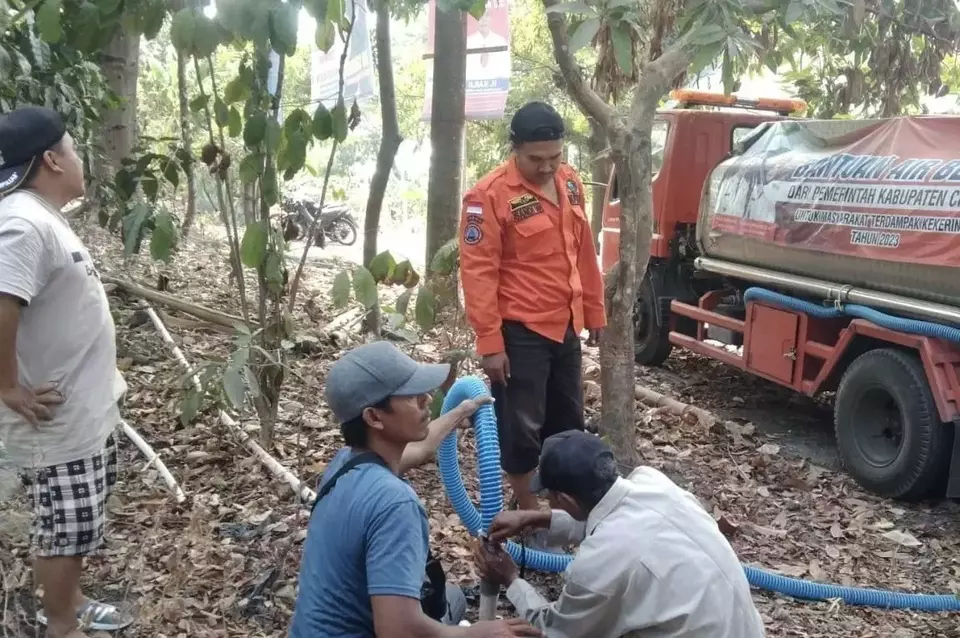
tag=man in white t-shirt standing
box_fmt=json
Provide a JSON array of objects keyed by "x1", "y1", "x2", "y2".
[{"x1": 0, "y1": 106, "x2": 132, "y2": 637}]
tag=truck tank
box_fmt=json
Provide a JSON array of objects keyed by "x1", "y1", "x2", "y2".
[{"x1": 697, "y1": 116, "x2": 960, "y2": 308}]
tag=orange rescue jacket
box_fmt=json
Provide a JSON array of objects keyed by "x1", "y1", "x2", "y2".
[{"x1": 458, "y1": 157, "x2": 606, "y2": 356}]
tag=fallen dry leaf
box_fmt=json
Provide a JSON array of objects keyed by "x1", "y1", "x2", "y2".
[{"x1": 882, "y1": 530, "x2": 922, "y2": 548}]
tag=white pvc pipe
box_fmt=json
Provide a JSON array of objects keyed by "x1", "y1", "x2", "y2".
[
  {"x1": 119, "y1": 419, "x2": 187, "y2": 503},
  {"x1": 478, "y1": 580, "x2": 499, "y2": 620}
]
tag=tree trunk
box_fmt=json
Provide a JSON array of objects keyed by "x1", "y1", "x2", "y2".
[
  {"x1": 587, "y1": 117, "x2": 608, "y2": 246},
  {"x1": 363, "y1": 0, "x2": 403, "y2": 336},
  {"x1": 424, "y1": 4, "x2": 466, "y2": 266},
  {"x1": 543, "y1": 0, "x2": 691, "y2": 470},
  {"x1": 97, "y1": 25, "x2": 140, "y2": 179},
  {"x1": 177, "y1": 50, "x2": 198, "y2": 238}
]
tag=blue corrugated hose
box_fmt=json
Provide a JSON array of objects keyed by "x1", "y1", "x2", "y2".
[
  {"x1": 437, "y1": 374, "x2": 960, "y2": 611},
  {"x1": 743, "y1": 287, "x2": 960, "y2": 343}
]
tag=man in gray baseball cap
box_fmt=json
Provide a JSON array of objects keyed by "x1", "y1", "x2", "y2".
[{"x1": 290, "y1": 341, "x2": 542, "y2": 638}]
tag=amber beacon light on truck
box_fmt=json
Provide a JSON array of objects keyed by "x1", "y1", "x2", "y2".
[{"x1": 669, "y1": 89, "x2": 808, "y2": 116}]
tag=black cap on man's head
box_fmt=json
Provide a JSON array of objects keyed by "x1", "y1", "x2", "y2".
[
  {"x1": 530, "y1": 430, "x2": 615, "y2": 495},
  {"x1": 0, "y1": 106, "x2": 67, "y2": 197},
  {"x1": 509, "y1": 101, "x2": 565, "y2": 145}
]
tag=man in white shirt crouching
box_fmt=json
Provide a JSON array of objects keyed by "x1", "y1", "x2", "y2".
[{"x1": 474, "y1": 430, "x2": 765, "y2": 637}]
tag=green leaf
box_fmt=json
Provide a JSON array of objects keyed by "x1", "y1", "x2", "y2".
[
  {"x1": 544, "y1": 1, "x2": 592, "y2": 14},
  {"x1": 244, "y1": 112, "x2": 268, "y2": 148},
  {"x1": 368, "y1": 250, "x2": 397, "y2": 283},
  {"x1": 414, "y1": 286, "x2": 437, "y2": 332},
  {"x1": 189, "y1": 94, "x2": 209, "y2": 112},
  {"x1": 269, "y1": 2, "x2": 299, "y2": 56},
  {"x1": 429, "y1": 238, "x2": 459, "y2": 275},
  {"x1": 784, "y1": 1, "x2": 803, "y2": 24},
  {"x1": 264, "y1": 251, "x2": 285, "y2": 294},
  {"x1": 689, "y1": 42, "x2": 721, "y2": 74},
  {"x1": 396, "y1": 289, "x2": 412, "y2": 315},
  {"x1": 73, "y1": 2, "x2": 101, "y2": 52},
  {"x1": 240, "y1": 220, "x2": 269, "y2": 267},
  {"x1": 266, "y1": 117, "x2": 283, "y2": 153},
  {"x1": 283, "y1": 108, "x2": 312, "y2": 138},
  {"x1": 223, "y1": 76, "x2": 250, "y2": 104},
  {"x1": 263, "y1": 163, "x2": 279, "y2": 207},
  {"x1": 390, "y1": 259, "x2": 420, "y2": 288},
  {"x1": 141, "y1": 171, "x2": 160, "y2": 201},
  {"x1": 688, "y1": 23, "x2": 726, "y2": 46},
  {"x1": 228, "y1": 107, "x2": 243, "y2": 137},
  {"x1": 180, "y1": 386, "x2": 202, "y2": 426},
  {"x1": 610, "y1": 23, "x2": 633, "y2": 76},
  {"x1": 192, "y1": 14, "x2": 221, "y2": 57},
  {"x1": 327, "y1": 0, "x2": 344, "y2": 26},
  {"x1": 280, "y1": 134, "x2": 308, "y2": 180},
  {"x1": 114, "y1": 168, "x2": 136, "y2": 201},
  {"x1": 467, "y1": 0, "x2": 485, "y2": 19},
  {"x1": 149, "y1": 211, "x2": 178, "y2": 263},
  {"x1": 568, "y1": 17, "x2": 600, "y2": 53},
  {"x1": 36, "y1": 0, "x2": 63, "y2": 44},
  {"x1": 214, "y1": 98, "x2": 230, "y2": 128},
  {"x1": 312, "y1": 103, "x2": 333, "y2": 140},
  {"x1": 315, "y1": 20, "x2": 336, "y2": 53},
  {"x1": 331, "y1": 99, "x2": 348, "y2": 143},
  {"x1": 239, "y1": 153, "x2": 263, "y2": 183},
  {"x1": 352, "y1": 266, "x2": 378, "y2": 310},
  {"x1": 138, "y1": 0, "x2": 167, "y2": 40},
  {"x1": 721, "y1": 48, "x2": 733, "y2": 95},
  {"x1": 97, "y1": 0, "x2": 122, "y2": 17},
  {"x1": 169, "y1": 9, "x2": 196, "y2": 53},
  {"x1": 304, "y1": 0, "x2": 330, "y2": 21},
  {"x1": 122, "y1": 202, "x2": 151, "y2": 255},
  {"x1": 223, "y1": 365, "x2": 246, "y2": 408},
  {"x1": 331, "y1": 270, "x2": 352, "y2": 308}
]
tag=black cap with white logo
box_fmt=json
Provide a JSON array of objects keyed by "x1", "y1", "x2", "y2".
[{"x1": 0, "y1": 106, "x2": 67, "y2": 197}]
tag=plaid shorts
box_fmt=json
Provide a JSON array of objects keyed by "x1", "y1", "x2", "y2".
[{"x1": 17, "y1": 434, "x2": 118, "y2": 558}]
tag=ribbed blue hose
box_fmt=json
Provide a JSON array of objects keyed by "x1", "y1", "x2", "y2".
[
  {"x1": 743, "y1": 287, "x2": 960, "y2": 343},
  {"x1": 437, "y1": 375, "x2": 960, "y2": 611}
]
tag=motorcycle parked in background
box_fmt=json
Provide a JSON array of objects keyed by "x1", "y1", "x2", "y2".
[{"x1": 280, "y1": 197, "x2": 359, "y2": 248}]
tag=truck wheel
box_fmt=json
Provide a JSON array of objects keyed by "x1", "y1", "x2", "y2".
[
  {"x1": 633, "y1": 272, "x2": 672, "y2": 367},
  {"x1": 834, "y1": 348, "x2": 950, "y2": 500}
]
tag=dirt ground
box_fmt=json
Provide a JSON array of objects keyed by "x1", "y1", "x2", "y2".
[{"x1": 2, "y1": 228, "x2": 960, "y2": 638}]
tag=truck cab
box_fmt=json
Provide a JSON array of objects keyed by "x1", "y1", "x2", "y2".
[{"x1": 599, "y1": 90, "x2": 803, "y2": 366}]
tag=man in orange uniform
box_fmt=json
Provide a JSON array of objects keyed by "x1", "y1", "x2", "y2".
[{"x1": 458, "y1": 102, "x2": 606, "y2": 511}]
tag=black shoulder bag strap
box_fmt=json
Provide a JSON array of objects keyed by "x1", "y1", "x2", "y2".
[{"x1": 309, "y1": 451, "x2": 449, "y2": 621}]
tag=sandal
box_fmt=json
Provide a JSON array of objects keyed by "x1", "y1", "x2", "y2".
[{"x1": 37, "y1": 600, "x2": 135, "y2": 632}]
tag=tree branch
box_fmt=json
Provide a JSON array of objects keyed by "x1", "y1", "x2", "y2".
[
  {"x1": 630, "y1": 42, "x2": 693, "y2": 116},
  {"x1": 542, "y1": 0, "x2": 616, "y2": 130}
]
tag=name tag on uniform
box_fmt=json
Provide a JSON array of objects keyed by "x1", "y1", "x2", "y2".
[{"x1": 509, "y1": 194, "x2": 543, "y2": 222}]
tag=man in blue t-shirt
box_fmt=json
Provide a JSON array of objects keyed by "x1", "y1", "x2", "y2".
[{"x1": 289, "y1": 341, "x2": 542, "y2": 638}]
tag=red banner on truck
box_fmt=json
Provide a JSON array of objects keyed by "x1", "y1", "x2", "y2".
[{"x1": 704, "y1": 117, "x2": 960, "y2": 267}]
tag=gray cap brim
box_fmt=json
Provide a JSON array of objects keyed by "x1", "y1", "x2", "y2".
[{"x1": 394, "y1": 362, "x2": 450, "y2": 397}]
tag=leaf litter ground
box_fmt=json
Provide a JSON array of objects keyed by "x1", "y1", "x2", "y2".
[{"x1": 1, "y1": 228, "x2": 959, "y2": 638}]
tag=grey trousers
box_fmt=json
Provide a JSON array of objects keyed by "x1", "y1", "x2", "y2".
[{"x1": 442, "y1": 583, "x2": 467, "y2": 625}]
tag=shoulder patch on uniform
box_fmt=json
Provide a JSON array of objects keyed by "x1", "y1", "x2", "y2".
[
  {"x1": 566, "y1": 179, "x2": 581, "y2": 206},
  {"x1": 463, "y1": 221, "x2": 483, "y2": 245},
  {"x1": 508, "y1": 194, "x2": 538, "y2": 211},
  {"x1": 465, "y1": 203, "x2": 483, "y2": 216}
]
